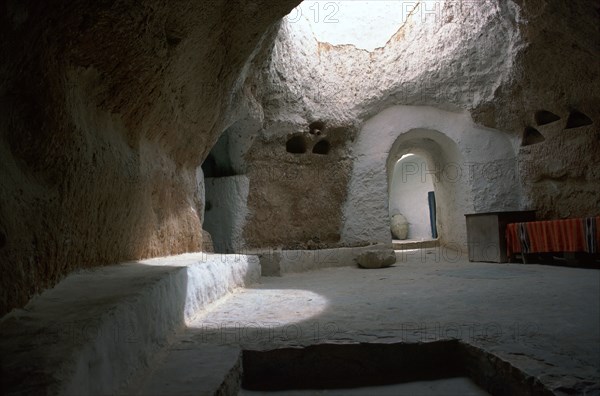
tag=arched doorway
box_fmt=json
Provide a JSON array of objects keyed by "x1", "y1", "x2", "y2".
[
  {"x1": 389, "y1": 153, "x2": 437, "y2": 241},
  {"x1": 385, "y1": 129, "x2": 469, "y2": 247}
]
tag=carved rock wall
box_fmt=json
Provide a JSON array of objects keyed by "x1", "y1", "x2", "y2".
[{"x1": 0, "y1": 0, "x2": 300, "y2": 315}]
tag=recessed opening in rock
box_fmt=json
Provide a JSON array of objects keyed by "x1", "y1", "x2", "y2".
[
  {"x1": 389, "y1": 154, "x2": 437, "y2": 241},
  {"x1": 308, "y1": 120, "x2": 325, "y2": 135},
  {"x1": 384, "y1": 129, "x2": 467, "y2": 248},
  {"x1": 286, "y1": 135, "x2": 308, "y2": 154},
  {"x1": 240, "y1": 341, "x2": 551, "y2": 395},
  {"x1": 201, "y1": 125, "x2": 250, "y2": 253},
  {"x1": 201, "y1": 131, "x2": 237, "y2": 178},
  {"x1": 312, "y1": 139, "x2": 330, "y2": 155},
  {"x1": 534, "y1": 110, "x2": 561, "y2": 126},
  {"x1": 521, "y1": 127, "x2": 545, "y2": 146},
  {"x1": 565, "y1": 110, "x2": 593, "y2": 129}
]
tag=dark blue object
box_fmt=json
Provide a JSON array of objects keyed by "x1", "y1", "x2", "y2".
[{"x1": 428, "y1": 191, "x2": 438, "y2": 239}]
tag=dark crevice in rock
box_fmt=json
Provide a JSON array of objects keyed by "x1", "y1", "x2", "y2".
[
  {"x1": 565, "y1": 110, "x2": 593, "y2": 129},
  {"x1": 534, "y1": 110, "x2": 561, "y2": 126},
  {"x1": 521, "y1": 127, "x2": 545, "y2": 146}
]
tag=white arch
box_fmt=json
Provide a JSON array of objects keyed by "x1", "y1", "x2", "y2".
[{"x1": 341, "y1": 105, "x2": 521, "y2": 251}]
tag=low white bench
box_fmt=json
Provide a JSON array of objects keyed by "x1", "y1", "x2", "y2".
[{"x1": 0, "y1": 253, "x2": 260, "y2": 395}]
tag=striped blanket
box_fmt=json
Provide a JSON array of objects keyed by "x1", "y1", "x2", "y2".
[{"x1": 506, "y1": 217, "x2": 600, "y2": 256}]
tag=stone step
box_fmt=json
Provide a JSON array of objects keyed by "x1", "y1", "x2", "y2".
[{"x1": 393, "y1": 239, "x2": 440, "y2": 250}]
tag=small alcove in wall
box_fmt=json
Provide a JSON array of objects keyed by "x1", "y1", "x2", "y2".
[
  {"x1": 565, "y1": 110, "x2": 593, "y2": 129},
  {"x1": 534, "y1": 110, "x2": 561, "y2": 126},
  {"x1": 521, "y1": 127, "x2": 545, "y2": 147},
  {"x1": 309, "y1": 121, "x2": 325, "y2": 135},
  {"x1": 286, "y1": 135, "x2": 308, "y2": 154},
  {"x1": 312, "y1": 139, "x2": 331, "y2": 155}
]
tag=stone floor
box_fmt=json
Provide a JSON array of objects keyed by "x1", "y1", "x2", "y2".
[{"x1": 132, "y1": 248, "x2": 600, "y2": 395}]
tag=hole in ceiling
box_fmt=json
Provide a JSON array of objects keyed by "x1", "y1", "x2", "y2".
[{"x1": 286, "y1": 1, "x2": 421, "y2": 51}]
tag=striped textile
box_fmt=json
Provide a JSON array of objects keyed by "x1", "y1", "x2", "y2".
[{"x1": 506, "y1": 217, "x2": 600, "y2": 256}]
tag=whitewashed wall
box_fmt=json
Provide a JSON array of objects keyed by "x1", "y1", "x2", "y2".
[{"x1": 341, "y1": 105, "x2": 521, "y2": 251}]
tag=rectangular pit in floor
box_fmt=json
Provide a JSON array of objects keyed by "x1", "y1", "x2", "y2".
[{"x1": 240, "y1": 340, "x2": 553, "y2": 396}]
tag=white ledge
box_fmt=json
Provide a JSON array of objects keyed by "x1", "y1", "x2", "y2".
[{"x1": 0, "y1": 253, "x2": 260, "y2": 395}]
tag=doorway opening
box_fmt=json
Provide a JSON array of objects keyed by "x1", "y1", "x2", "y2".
[
  {"x1": 385, "y1": 129, "x2": 468, "y2": 250},
  {"x1": 389, "y1": 153, "x2": 438, "y2": 242},
  {"x1": 200, "y1": 123, "x2": 250, "y2": 254}
]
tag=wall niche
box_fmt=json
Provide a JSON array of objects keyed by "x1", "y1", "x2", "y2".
[
  {"x1": 534, "y1": 110, "x2": 561, "y2": 126},
  {"x1": 521, "y1": 127, "x2": 545, "y2": 146},
  {"x1": 309, "y1": 121, "x2": 325, "y2": 135},
  {"x1": 312, "y1": 140, "x2": 331, "y2": 155},
  {"x1": 286, "y1": 135, "x2": 308, "y2": 154},
  {"x1": 565, "y1": 110, "x2": 593, "y2": 129}
]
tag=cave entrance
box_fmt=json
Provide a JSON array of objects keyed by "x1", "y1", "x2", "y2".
[{"x1": 389, "y1": 153, "x2": 437, "y2": 241}]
